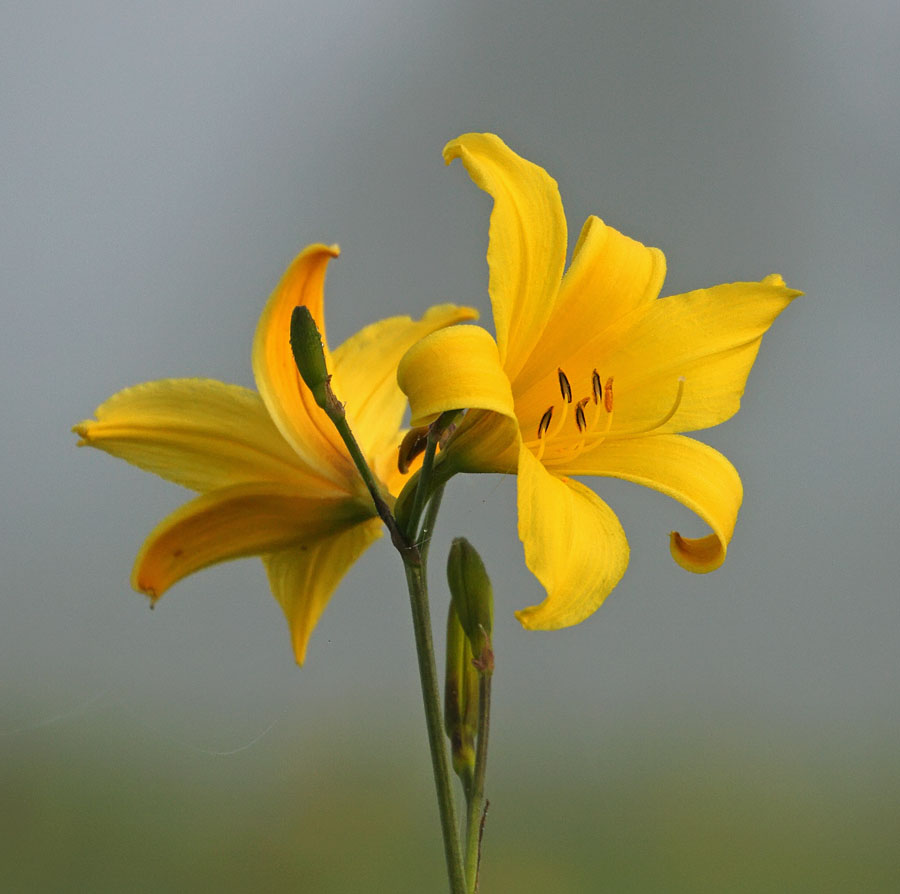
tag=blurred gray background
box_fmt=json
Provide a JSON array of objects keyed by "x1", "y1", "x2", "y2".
[{"x1": 3, "y1": 1, "x2": 898, "y2": 890}]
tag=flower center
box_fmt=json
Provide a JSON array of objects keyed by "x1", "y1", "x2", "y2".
[{"x1": 524, "y1": 367, "x2": 685, "y2": 466}]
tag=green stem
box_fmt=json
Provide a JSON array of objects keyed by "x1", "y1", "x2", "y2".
[
  {"x1": 292, "y1": 311, "x2": 465, "y2": 889},
  {"x1": 403, "y1": 557, "x2": 466, "y2": 893},
  {"x1": 324, "y1": 399, "x2": 417, "y2": 563},
  {"x1": 407, "y1": 432, "x2": 439, "y2": 540},
  {"x1": 464, "y1": 669, "x2": 492, "y2": 892},
  {"x1": 417, "y1": 484, "x2": 445, "y2": 566},
  {"x1": 333, "y1": 413, "x2": 464, "y2": 890}
]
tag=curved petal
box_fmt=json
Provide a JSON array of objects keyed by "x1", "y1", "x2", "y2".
[
  {"x1": 132, "y1": 483, "x2": 373, "y2": 600},
  {"x1": 73, "y1": 379, "x2": 340, "y2": 495},
  {"x1": 444, "y1": 133, "x2": 567, "y2": 380},
  {"x1": 515, "y1": 447, "x2": 629, "y2": 629},
  {"x1": 264, "y1": 519, "x2": 382, "y2": 665},
  {"x1": 514, "y1": 216, "x2": 665, "y2": 395},
  {"x1": 554, "y1": 275, "x2": 801, "y2": 435},
  {"x1": 330, "y1": 302, "x2": 478, "y2": 476},
  {"x1": 561, "y1": 434, "x2": 742, "y2": 573},
  {"x1": 398, "y1": 324, "x2": 516, "y2": 427},
  {"x1": 252, "y1": 244, "x2": 355, "y2": 487}
]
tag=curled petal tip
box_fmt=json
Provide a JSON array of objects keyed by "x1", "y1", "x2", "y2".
[
  {"x1": 512, "y1": 607, "x2": 540, "y2": 630},
  {"x1": 71, "y1": 420, "x2": 93, "y2": 444},
  {"x1": 668, "y1": 531, "x2": 726, "y2": 574}
]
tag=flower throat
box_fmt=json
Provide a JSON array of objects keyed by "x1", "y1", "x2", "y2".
[{"x1": 525, "y1": 367, "x2": 686, "y2": 466}]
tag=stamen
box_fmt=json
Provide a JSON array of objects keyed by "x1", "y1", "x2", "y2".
[
  {"x1": 591, "y1": 369, "x2": 602, "y2": 404},
  {"x1": 557, "y1": 368, "x2": 573, "y2": 403},
  {"x1": 536, "y1": 407, "x2": 554, "y2": 439},
  {"x1": 525, "y1": 367, "x2": 688, "y2": 467},
  {"x1": 616, "y1": 376, "x2": 686, "y2": 437},
  {"x1": 574, "y1": 398, "x2": 589, "y2": 432}
]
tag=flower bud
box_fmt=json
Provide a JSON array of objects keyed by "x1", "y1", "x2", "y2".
[
  {"x1": 446, "y1": 537, "x2": 493, "y2": 664},
  {"x1": 444, "y1": 599, "x2": 478, "y2": 788},
  {"x1": 290, "y1": 305, "x2": 332, "y2": 410}
]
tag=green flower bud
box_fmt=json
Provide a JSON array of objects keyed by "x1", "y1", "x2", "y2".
[
  {"x1": 445, "y1": 599, "x2": 478, "y2": 789},
  {"x1": 290, "y1": 305, "x2": 332, "y2": 410},
  {"x1": 446, "y1": 537, "x2": 493, "y2": 664}
]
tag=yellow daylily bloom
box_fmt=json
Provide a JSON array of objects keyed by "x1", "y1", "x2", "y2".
[
  {"x1": 74, "y1": 243, "x2": 476, "y2": 663},
  {"x1": 398, "y1": 134, "x2": 801, "y2": 631}
]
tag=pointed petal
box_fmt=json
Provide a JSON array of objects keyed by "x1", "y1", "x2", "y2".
[
  {"x1": 73, "y1": 378, "x2": 341, "y2": 495},
  {"x1": 444, "y1": 133, "x2": 567, "y2": 380},
  {"x1": 514, "y1": 447, "x2": 629, "y2": 629},
  {"x1": 252, "y1": 244, "x2": 355, "y2": 487},
  {"x1": 547, "y1": 275, "x2": 801, "y2": 434},
  {"x1": 330, "y1": 303, "x2": 478, "y2": 482},
  {"x1": 562, "y1": 434, "x2": 742, "y2": 573},
  {"x1": 398, "y1": 324, "x2": 516, "y2": 427},
  {"x1": 263, "y1": 519, "x2": 382, "y2": 665},
  {"x1": 514, "y1": 216, "x2": 665, "y2": 394},
  {"x1": 132, "y1": 482, "x2": 372, "y2": 600}
]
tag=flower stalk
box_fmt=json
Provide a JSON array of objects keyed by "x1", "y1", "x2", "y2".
[{"x1": 291, "y1": 304, "x2": 466, "y2": 892}]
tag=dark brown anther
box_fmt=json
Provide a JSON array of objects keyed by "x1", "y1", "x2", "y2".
[
  {"x1": 397, "y1": 425, "x2": 429, "y2": 474},
  {"x1": 557, "y1": 368, "x2": 572, "y2": 403},
  {"x1": 574, "y1": 400, "x2": 588, "y2": 432},
  {"x1": 604, "y1": 376, "x2": 614, "y2": 413},
  {"x1": 537, "y1": 407, "x2": 554, "y2": 439},
  {"x1": 592, "y1": 369, "x2": 602, "y2": 404}
]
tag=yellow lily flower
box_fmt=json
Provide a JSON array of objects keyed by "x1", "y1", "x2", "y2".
[
  {"x1": 398, "y1": 134, "x2": 801, "y2": 631},
  {"x1": 74, "y1": 244, "x2": 476, "y2": 663}
]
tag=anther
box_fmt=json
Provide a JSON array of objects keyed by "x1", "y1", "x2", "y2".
[
  {"x1": 557, "y1": 368, "x2": 572, "y2": 403},
  {"x1": 591, "y1": 369, "x2": 602, "y2": 404},
  {"x1": 575, "y1": 399, "x2": 589, "y2": 432},
  {"x1": 604, "y1": 376, "x2": 614, "y2": 413},
  {"x1": 537, "y1": 407, "x2": 554, "y2": 439},
  {"x1": 397, "y1": 426, "x2": 429, "y2": 474}
]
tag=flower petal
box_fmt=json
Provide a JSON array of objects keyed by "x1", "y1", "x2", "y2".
[
  {"x1": 562, "y1": 434, "x2": 742, "y2": 573},
  {"x1": 132, "y1": 483, "x2": 372, "y2": 600},
  {"x1": 398, "y1": 324, "x2": 516, "y2": 427},
  {"x1": 73, "y1": 378, "x2": 340, "y2": 495},
  {"x1": 263, "y1": 519, "x2": 382, "y2": 665},
  {"x1": 556, "y1": 275, "x2": 801, "y2": 435},
  {"x1": 330, "y1": 303, "x2": 478, "y2": 485},
  {"x1": 252, "y1": 244, "x2": 355, "y2": 487},
  {"x1": 514, "y1": 216, "x2": 665, "y2": 395},
  {"x1": 444, "y1": 133, "x2": 567, "y2": 380},
  {"x1": 514, "y1": 447, "x2": 629, "y2": 629}
]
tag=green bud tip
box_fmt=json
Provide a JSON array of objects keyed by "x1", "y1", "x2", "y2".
[
  {"x1": 289, "y1": 305, "x2": 332, "y2": 409},
  {"x1": 446, "y1": 537, "x2": 493, "y2": 661}
]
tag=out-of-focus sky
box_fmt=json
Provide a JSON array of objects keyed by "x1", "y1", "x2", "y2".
[{"x1": 3, "y1": 1, "x2": 899, "y2": 890}]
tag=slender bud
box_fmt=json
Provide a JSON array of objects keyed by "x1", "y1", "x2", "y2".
[
  {"x1": 445, "y1": 599, "x2": 478, "y2": 789},
  {"x1": 290, "y1": 305, "x2": 332, "y2": 410},
  {"x1": 446, "y1": 537, "x2": 494, "y2": 666}
]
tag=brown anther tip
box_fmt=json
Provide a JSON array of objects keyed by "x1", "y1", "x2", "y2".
[
  {"x1": 592, "y1": 369, "x2": 602, "y2": 404},
  {"x1": 575, "y1": 403, "x2": 587, "y2": 432},
  {"x1": 557, "y1": 368, "x2": 572, "y2": 403},
  {"x1": 537, "y1": 406, "x2": 554, "y2": 439},
  {"x1": 398, "y1": 426, "x2": 429, "y2": 474},
  {"x1": 604, "y1": 376, "x2": 614, "y2": 413}
]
